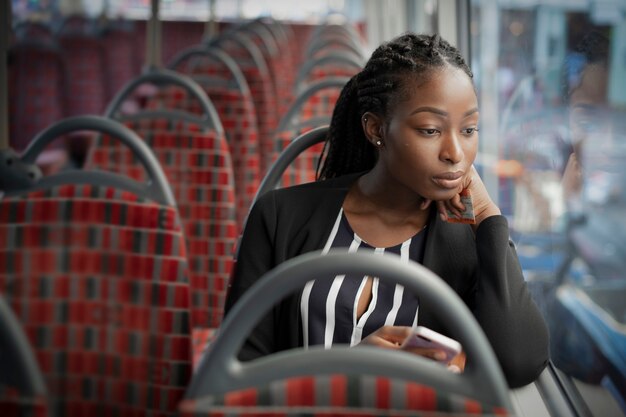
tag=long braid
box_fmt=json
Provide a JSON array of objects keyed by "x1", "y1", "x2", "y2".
[{"x1": 317, "y1": 32, "x2": 473, "y2": 180}]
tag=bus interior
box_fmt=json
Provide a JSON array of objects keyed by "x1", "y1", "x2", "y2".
[{"x1": 1, "y1": 1, "x2": 625, "y2": 416}]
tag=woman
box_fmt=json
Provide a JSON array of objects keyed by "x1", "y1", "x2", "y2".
[{"x1": 225, "y1": 32, "x2": 549, "y2": 388}]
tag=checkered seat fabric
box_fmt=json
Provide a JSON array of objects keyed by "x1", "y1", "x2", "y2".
[
  {"x1": 57, "y1": 18, "x2": 108, "y2": 117},
  {"x1": 8, "y1": 42, "x2": 65, "y2": 153},
  {"x1": 146, "y1": 83, "x2": 260, "y2": 230},
  {"x1": 268, "y1": 86, "x2": 341, "y2": 188},
  {"x1": 218, "y1": 36, "x2": 278, "y2": 174},
  {"x1": 306, "y1": 65, "x2": 360, "y2": 84},
  {"x1": 0, "y1": 392, "x2": 49, "y2": 417},
  {"x1": 0, "y1": 184, "x2": 193, "y2": 416},
  {"x1": 86, "y1": 127, "x2": 238, "y2": 331},
  {"x1": 269, "y1": 128, "x2": 325, "y2": 188},
  {"x1": 178, "y1": 374, "x2": 509, "y2": 417},
  {"x1": 102, "y1": 24, "x2": 140, "y2": 103},
  {"x1": 241, "y1": 26, "x2": 295, "y2": 118},
  {"x1": 0, "y1": 293, "x2": 51, "y2": 417}
]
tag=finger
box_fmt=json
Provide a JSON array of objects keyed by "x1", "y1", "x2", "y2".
[
  {"x1": 365, "y1": 336, "x2": 403, "y2": 349},
  {"x1": 442, "y1": 199, "x2": 462, "y2": 219},
  {"x1": 449, "y1": 193, "x2": 465, "y2": 213},
  {"x1": 436, "y1": 201, "x2": 448, "y2": 222},
  {"x1": 374, "y1": 326, "x2": 414, "y2": 344},
  {"x1": 447, "y1": 364, "x2": 461, "y2": 374},
  {"x1": 403, "y1": 347, "x2": 447, "y2": 361},
  {"x1": 420, "y1": 198, "x2": 432, "y2": 210}
]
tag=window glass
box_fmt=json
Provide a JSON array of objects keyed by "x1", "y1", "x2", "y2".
[
  {"x1": 471, "y1": 1, "x2": 626, "y2": 415},
  {"x1": 107, "y1": 0, "x2": 345, "y2": 21},
  {"x1": 11, "y1": 0, "x2": 351, "y2": 22}
]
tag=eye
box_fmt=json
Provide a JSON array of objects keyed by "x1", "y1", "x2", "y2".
[
  {"x1": 418, "y1": 128, "x2": 440, "y2": 136},
  {"x1": 462, "y1": 127, "x2": 479, "y2": 136}
]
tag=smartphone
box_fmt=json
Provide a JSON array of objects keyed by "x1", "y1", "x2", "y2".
[
  {"x1": 400, "y1": 326, "x2": 462, "y2": 363},
  {"x1": 445, "y1": 189, "x2": 476, "y2": 224}
]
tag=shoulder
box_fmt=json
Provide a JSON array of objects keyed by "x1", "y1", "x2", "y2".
[{"x1": 254, "y1": 172, "x2": 362, "y2": 211}]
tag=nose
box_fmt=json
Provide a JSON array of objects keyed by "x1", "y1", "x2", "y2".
[{"x1": 440, "y1": 132, "x2": 463, "y2": 164}]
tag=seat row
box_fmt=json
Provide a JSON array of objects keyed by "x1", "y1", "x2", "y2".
[{"x1": 1, "y1": 19, "x2": 367, "y2": 417}]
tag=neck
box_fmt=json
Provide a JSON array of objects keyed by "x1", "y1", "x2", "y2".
[{"x1": 346, "y1": 169, "x2": 431, "y2": 225}]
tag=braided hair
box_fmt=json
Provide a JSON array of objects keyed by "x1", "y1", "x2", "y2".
[
  {"x1": 317, "y1": 32, "x2": 473, "y2": 180},
  {"x1": 563, "y1": 31, "x2": 609, "y2": 103}
]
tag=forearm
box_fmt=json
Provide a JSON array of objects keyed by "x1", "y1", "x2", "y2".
[{"x1": 472, "y1": 216, "x2": 550, "y2": 387}]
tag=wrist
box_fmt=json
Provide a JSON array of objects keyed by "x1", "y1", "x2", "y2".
[{"x1": 471, "y1": 205, "x2": 501, "y2": 232}]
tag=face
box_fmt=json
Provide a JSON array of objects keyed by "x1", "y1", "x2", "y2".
[
  {"x1": 569, "y1": 63, "x2": 610, "y2": 149},
  {"x1": 367, "y1": 66, "x2": 479, "y2": 202}
]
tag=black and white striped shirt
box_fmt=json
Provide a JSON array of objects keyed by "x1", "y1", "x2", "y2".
[{"x1": 300, "y1": 208, "x2": 427, "y2": 348}]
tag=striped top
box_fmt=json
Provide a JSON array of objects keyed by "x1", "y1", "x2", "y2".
[{"x1": 300, "y1": 208, "x2": 427, "y2": 348}]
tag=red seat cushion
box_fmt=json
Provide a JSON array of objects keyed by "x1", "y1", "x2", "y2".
[{"x1": 0, "y1": 184, "x2": 193, "y2": 416}]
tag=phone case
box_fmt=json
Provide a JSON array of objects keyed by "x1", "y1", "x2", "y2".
[
  {"x1": 400, "y1": 326, "x2": 462, "y2": 363},
  {"x1": 445, "y1": 189, "x2": 476, "y2": 224}
]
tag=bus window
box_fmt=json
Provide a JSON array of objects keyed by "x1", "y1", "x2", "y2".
[{"x1": 470, "y1": 1, "x2": 626, "y2": 416}]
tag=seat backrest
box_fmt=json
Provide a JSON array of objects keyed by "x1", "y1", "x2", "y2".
[
  {"x1": 268, "y1": 78, "x2": 347, "y2": 188},
  {"x1": 179, "y1": 374, "x2": 509, "y2": 417},
  {"x1": 0, "y1": 294, "x2": 50, "y2": 417},
  {"x1": 240, "y1": 21, "x2": 296, "y2": 115},
  {"x1": 0, "y1": 116, "x2": 193, "y2": 416},
  {"x1": 101, "y1": 21, "x2": 141, "y2": 102},
  {"x1": 8, "y1": 32, "x2": 65, "y2": 152},
  {"x1": 213, "y1": 33, "x2": 277, "y2": 174},
  {"x1": 168, "y1": 47, "x2": 262, "y2": 229},
  {"x1": 183, "y1": 251, "x2": 514, "y2": 415},
  {"x1": 254, "y1": 126, "x2": 328, "y2": 203},
  {"x1": 295, "y1": 52, "x2": 363, "y2": 92},
  {"x1": 56, "y1": 16, "x2": 108, "y2": 116},
  {"x1": 87, "y1": 119, "x2": 237, "y2": 331},
  {"x1": 95, "y1": 73, "x2": 237, "y2": 331}
]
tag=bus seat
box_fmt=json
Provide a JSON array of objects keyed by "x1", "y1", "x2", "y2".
[
  {"x1": 0, "y1": 294, "x2": 50, "y2": 417},
  {"x1": 56, "y1": 16, "x2": 108, "y2": 117},
  {"x1": 212, "y1": 33, "x2": 278, "y2": 174},
  {"x1": 7, "y1": 26, "x2": 65, "y2": 153},
  {"x1": 179, "y1": 374, "x2": 508, "y2": 416},
  {"x1": 294, "y1": 52, "x2": 363, "y2": 93},
  {"x1": 306, "y1": 23, "x2": 366, "y2": 60},
  {"x1": 101, "y1": 20, "x2": 141, "y2": 103},
  {"x1": 169, "y1": 46, "x2": 261, "y2": 229},
  {"x1": 0, "y1": 116, "x2": 193, "y2": 416},
  {"x1": 254, "y1": 126, "x2": 328, "y2": 204},
  {"x1": 92, "y1": 70, "x2": 237, "y2": 332},
  {"x1": 182, "y1": 251, "x2": 514, "y2": 416},
  {"x1": 268, "y1": 78, "x2": 347, "y2": 188},
  {"x1": 240, "y1": 20, "x2": 296, "y2": 117}
]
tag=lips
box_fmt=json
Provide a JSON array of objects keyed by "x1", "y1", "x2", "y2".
[{"x1": 432, "y1": 171, "x2": 464, "y2": 189}]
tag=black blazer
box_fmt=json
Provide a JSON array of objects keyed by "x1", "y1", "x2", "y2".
[{"x1": 225, "y1": 173, "x2": 549, "y2": 388}]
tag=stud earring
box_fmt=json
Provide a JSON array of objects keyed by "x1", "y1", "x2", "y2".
[{"x1": 375, "y1": 140, "x2": 382, "y2": 146}]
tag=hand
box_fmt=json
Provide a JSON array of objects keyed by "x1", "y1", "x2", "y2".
[
  {"x1": 562, "y1": 152, "x2": 582, "y2": 201},
  {"x1": 423, "y1": 166, "x2": 501, "y2": 230},
  {"x1": 358, "y1": 326, "x2": 451, "y2": 363},
  {"x1": 447, "y1": 351, "x2": 466, "y2": 374}
]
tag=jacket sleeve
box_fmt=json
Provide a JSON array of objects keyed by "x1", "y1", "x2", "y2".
[
  {"x1": 470, "y1": 215, "x2": 550, "y2": 388},
  {"x1": 224, "y1": 192, "x2": 278, "y2": 361}
]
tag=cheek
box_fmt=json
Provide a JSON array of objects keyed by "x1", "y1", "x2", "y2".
[{"x1": 464, "y1": 139, "x2": 479, "y2": 164}]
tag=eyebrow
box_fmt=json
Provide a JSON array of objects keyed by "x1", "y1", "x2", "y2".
[{"x1": 410, "y1": 106, "x2": 479, "y2": 117}]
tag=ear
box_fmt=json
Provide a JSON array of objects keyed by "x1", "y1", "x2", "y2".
[{"x1": 361, "y1": 112, "x2": 385, "y2": 147}]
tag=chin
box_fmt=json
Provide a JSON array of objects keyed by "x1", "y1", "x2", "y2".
[{"x1": 425, "y1": 188, "x2": 460, "y2": 202}]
